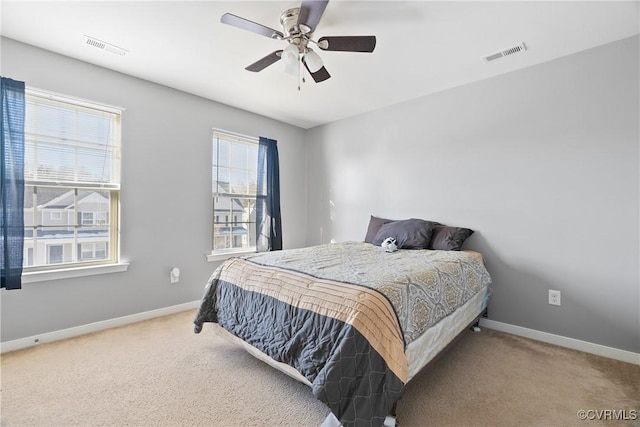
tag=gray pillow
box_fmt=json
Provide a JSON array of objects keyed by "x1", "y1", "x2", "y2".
[
  {"x1": 428, "y1": 226, "x2": 474, "y2": 251},
  {"x1": 364, "y1": 215, "x2": 395, "y2": 244},
  {"x1": 373, "y1": 219, "x2": 436, "y2": 249}
]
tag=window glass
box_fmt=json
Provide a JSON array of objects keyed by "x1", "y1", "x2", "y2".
[
  {"x1": 23, "y1": 89, "x2": 121, "y2": 270},
  {"x1": 212, "y1": 130, "x2": 258, "y2": 253}
]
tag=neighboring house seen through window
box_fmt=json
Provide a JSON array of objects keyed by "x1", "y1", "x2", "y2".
[
  {"x1": 22, "y1": 89, "x2": 122, "y2": 270},
  {"x1": 212, "y1": 129, "x2": 259, "y2": 254}
]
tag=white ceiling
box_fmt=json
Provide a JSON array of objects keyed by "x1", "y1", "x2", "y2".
[{"x1": 1, "y1": 1, "x2": 638, "y2": 129}]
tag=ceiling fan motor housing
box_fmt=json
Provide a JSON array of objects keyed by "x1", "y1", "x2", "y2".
[
  {"x1": 280, "y1": 8, "x2": 302, "y2": 38},
  {"x1": 280, "y1": 7, "x2": 311, "y2": 54}
]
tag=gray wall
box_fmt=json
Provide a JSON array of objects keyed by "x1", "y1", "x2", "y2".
[
  {"x1": 305, "y1": 36, "x2": 639, "y2": 353},
  {"x1": 1, "y1": 38, "x2": 307, "y2": 342},
  {"x1": 2, "y1": 35, "x2": 638, "y2": 354}
]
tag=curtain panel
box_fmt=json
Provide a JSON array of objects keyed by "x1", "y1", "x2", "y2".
[
  {"x1": 1, "y1": 77, "x2": 26, "y2": 290},
  {"x1": 256, "y1": 137, "x2": 282, "y2": 252}
]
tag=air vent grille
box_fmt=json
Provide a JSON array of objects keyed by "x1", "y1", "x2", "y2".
[
  {"x1": 483, "y1": 43, "x2": 526, "y2": 62},
  {"x1": 84, "y1": 36, "x2": 128, "y2": 56}
]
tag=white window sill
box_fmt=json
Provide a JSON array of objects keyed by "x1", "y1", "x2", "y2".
[
  {"x1": 22, "y1": 262, "x2": 130, "y2": 284},
  {"x1": 206, "y1": 250, "x2": 256, "y2": 262}
]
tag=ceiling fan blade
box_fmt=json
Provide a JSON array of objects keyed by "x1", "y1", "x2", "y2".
[
  {"x1": 297, "y1": 0, "x2": 329, "y2": 33},
  {"x1": 303, "y1": 59, "x2": 331, "y2": 83},
  {"x1": 318, "y1": 36, "x2": 376, "y2": 52},
  {"x1": 221, "y1": 13, "x2": 284, "y2": 39},
  {"x1": 245, "y1": 51, "x2": 283, "y2": 72}
]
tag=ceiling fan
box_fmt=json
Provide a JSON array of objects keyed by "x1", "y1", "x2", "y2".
[{"x1": 221, "y1": 0, "x2": 376, "y2": 87}]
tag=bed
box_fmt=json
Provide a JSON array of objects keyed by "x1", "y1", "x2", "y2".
[{"x1": 194, "y1": 219, "x2": 492, "y2": 427}]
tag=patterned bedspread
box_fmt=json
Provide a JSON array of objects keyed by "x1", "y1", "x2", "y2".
[
  {"x1": 194, "y1": 242, "x2": 491, "y2": 427},
  {"x1": 241, "y1": 241, "x2": 491, "y2": 344}
]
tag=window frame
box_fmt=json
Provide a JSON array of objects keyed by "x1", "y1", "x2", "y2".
[
  {"x1": 209, "y1": 129, "x2": 259, "y2": 260},
  {"x1": 21, "y1": 88, "x2": 125, "y2": 276}
]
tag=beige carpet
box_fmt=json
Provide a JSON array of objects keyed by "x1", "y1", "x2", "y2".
[{"x1": 1, "y1": 309, "x2": 638, "y2": 427}]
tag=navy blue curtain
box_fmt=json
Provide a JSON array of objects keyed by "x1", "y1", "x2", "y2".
[
  {"x1": 1, "y1": 77, "x2": 26, "y2": 290},
  {"x1": 256, "y1": 137, "x2": 282, "y2": 252}
]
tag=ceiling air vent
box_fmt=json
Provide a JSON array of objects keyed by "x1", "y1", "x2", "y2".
[
  {"x1": 483, "y1": 43, "x2": 526, "y2": 63},
  {"x1": 84, "y1": 36, "x2": 128, "y2": 56}
]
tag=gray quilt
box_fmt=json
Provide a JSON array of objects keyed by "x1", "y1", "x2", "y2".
[{"x1": 242, "y1": 241, "x2": 492, "y2": 344}]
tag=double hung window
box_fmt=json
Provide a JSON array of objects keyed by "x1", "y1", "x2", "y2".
[
  {"x1": 22, "y1": 89, "x2": 122, "y2": 271},
  {"x1": 211, "y1": 129, "x2": 259, "y2": 254}
]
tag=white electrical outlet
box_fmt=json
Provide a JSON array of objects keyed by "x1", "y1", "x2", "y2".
[
  {"x1": 170, "y1": 267, "x2": 180, "y2": 284},
  {"x1": 548, "y1": 290, "x2": 561, "y2": 306}
]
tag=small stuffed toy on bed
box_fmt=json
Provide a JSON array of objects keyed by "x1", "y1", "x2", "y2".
[{"x1": 380, "y1": 237, "x2": 398, "y2": 253}]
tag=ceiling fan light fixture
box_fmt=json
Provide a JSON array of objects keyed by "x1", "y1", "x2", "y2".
[
  {"x1": 304, "y1": 49, "x2": 323, "y2": 73},
  {"x1": 282, "y1": 42, "x2": 299, "y2": 63},
  {"x1": 282, "y1": 43, "x2": 300, "y2": 76},
  {"x1": 285, "y1": 59, "x2": 300, "y2": 77}
]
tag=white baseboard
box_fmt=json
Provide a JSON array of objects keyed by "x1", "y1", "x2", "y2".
[
  {"x1": 479, "y1": 318, "x2": 640, "y2": 365},
  {"x1": 4, "y1": 305, "x2": 637, "y2": 366},
  {"x1": 1, "y1": 300, "x2": 201, "y2": 354}
]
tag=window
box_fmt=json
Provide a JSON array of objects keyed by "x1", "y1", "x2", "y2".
[
  {"x1": 211, "y1": 129, "x2": 258, "y2": 254},
  {"x1": 47, "y1": 245, "x2": 64, "y2": 264},
  {"x1": 78, "y1": 242, "x2": 108, "y2": 261},
  {"x1": 23, "y1": 88, "x2": 122, "y2": 271},
  {"x1": 80, "y1": 211, "x2": 108, "y2": 226}
]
